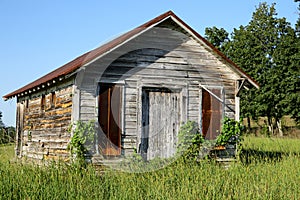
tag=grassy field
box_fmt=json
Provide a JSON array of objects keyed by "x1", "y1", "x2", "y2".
[
  {"x1": 241, "y1": 136, "x2": 300, "y2": 154},
  {"x1": 240, "y1": 136, "x2": 300, "y2": 164},
  {"x1": 1, "y1": 137, "x2": 300, "y2": 199}
]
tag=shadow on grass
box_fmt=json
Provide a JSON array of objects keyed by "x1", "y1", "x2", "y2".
[{"x1": 239, "y1": 149, "x2": 300, "y2": 164}]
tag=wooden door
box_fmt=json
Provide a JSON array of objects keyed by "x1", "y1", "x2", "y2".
[
  {"x1": 202, "y1": 88, "x2": 222, "y2": 140},
  {"x1": 142, "y1": 89, "x2": 181, "y2": 160},
  {"x1": 98, "y1": 83, "x2": 122, "y2": 156}
]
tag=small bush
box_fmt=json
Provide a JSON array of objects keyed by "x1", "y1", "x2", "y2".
[
  {"x1": 216, "y1": 117, "x2": 244, "y2": 146},
  {"x1": 177, "y1": 121, "x2": 204, "y2": 160},
  {"x1": 67, "y1": 120, "x2": 96, "y2": 167}
]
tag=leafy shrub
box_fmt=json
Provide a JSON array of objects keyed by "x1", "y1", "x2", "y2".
[
  {"x1": 177, "y1": 121, "x2": 204, "y2": 160},
  {"x1": 216, "y1": 117, "x2": 244, "y2": 146},
  {"x1": 67, "y1": 120, "x2": 96, "y2": 166}
]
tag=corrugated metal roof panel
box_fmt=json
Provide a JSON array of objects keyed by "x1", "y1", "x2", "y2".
[{"x1": 3, "y1": 10, "x2": 258, "y2": 100}]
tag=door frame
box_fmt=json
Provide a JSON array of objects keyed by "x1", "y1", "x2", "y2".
[{"x1": 136, "y1": 83, "x2": 188, "y2": 159}]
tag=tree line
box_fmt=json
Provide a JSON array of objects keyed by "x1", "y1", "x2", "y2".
[
  {"x1": 0, "y1": 111, "x2": 15, "y2": 144},
  {"x1": 204, "y1": 2, "x2": 300, "y2": 136}
]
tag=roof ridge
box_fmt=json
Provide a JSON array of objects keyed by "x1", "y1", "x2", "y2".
[
  {"x1": 3, "y1": 11, "x2": 175, "y2": 100},
  {"x1": 3, "y1": 10, "x2": 258, "y2": 100}
]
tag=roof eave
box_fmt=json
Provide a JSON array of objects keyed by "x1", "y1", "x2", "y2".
[
  {"x1": 3, "y1": 11, "x2": 176, "y2": 101},
  {"x1": 3, "y1": 10, "x2": 259, "y2": 100}
]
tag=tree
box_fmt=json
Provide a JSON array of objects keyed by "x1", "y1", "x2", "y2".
[
  {"x1": 272, "y1": 19, "x2": 300, "y2": 126},
  {"x1": 285, "y1": 3, "x2": 300, "y2": 124},
  {"x1": 0, "y1": 111, "x2": 4, "y2": 128},
  {"x1": 205, "y1": 3, "x2": 300, "y2": 135},
  {"x1": 0, "y1": 111, "x2": 16, "y2": 144},
  {"x1": 205, "y1": 27, "x2": 230, "y2": 52}
]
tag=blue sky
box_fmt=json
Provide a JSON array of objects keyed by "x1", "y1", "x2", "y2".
[{"x1": 0, "y1": 0, "x2": 299, "y2": 126}]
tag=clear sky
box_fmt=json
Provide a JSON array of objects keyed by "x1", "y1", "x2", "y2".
[{"x1": 0, "y1": 0, "x2": 299, "y2": 126}]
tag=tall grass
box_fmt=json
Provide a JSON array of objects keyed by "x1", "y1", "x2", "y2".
[
  {"x1": 241, "y1": 136, "x2": 300, "y2": 154},
  {"x1": 1, "y1": 138, "x2": 300, "y2": 199}
]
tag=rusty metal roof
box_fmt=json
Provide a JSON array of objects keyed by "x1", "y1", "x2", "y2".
[{"x1": 3, "y1": 10, "x2": 259, "y2": 100}]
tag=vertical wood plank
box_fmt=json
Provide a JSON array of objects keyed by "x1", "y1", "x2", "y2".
[
  {"x1": 72, "y1": 85, "x2": 80, "y2": 122},
  {"x1": 145, "y1": 90, "x2": 181, "y2": 160},
  {"x1": 15, "y1": 102, "x2": 24, "y2": 157}
]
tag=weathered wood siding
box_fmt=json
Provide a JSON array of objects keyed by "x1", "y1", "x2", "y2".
[
  {"x1": 76, "y1": 26, "x2": 241, "y2": 158},
  {"x1": 17, "y1": 84, "x2": 73, "y2": 161}
]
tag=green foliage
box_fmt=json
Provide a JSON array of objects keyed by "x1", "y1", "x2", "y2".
[
  {"x1": 0, "y1": 111, "x2": 16, "y2": 144},
  {"x1": 205, "y1": 26, "x2": 230, "y2": 52},
  {"x1": 216, "y1": 117, "x2": 244, "y2": 146},
  {"x1": 0, "y1": 126, "x2": 16, "y2": 144},
  {"x1": 205, "y1": 2, "x2": 300, "y2": 132},
  {"x1": 0, "y1": 111, "x2": 4, "y2": 128},
  {"x1": 177, "y1": 121, "x2": 204, "y2": 160},
  {"x1": 67, "y1": 120, "x2": 96, "y2": 166},
  {"x1": 231, "y1": 3, "x2": 297, "y2": 128}
]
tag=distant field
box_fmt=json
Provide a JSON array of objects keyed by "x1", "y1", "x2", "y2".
[
  {"x1": 242, "y1": 116, "x2": 300, "y2": 137},
  {"x1": 1, "y1": 137, "x2": 300, "y2": 199},
  {"x1": 243, "y1": 116, "x2": 298, "y2": 128}
]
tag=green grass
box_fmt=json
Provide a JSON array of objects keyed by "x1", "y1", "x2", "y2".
[
  {"x1": 241, "y1": 136, "x2": 300, "y2": 154},
  {"x1": 1, "y1": 138, "x2": 300, "y2": 199},
  {"x1": 0, "y1": 143, "x2": 15, "y2": 161}
]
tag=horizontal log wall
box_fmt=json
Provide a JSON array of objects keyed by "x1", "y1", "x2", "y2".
[{"x1": 20, "y1": 85, "x2": 73, "y2": 161}]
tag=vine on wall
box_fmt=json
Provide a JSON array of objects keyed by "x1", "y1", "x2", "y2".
[{"x1": 67, "y1": 120, "x2": 96, "y2": 166}]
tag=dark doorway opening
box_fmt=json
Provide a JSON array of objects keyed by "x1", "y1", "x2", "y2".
[{"x1": 98, "y1": 83, "x2": 122, "y2": 156}]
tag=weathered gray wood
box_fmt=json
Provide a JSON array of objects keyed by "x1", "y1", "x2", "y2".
[
  {"x1": 15, "y1": 102, "x2": 25, "y2": 157},
  {"x1": 17, "y1": 20, "x2": 243, "y2": 162},
  {"x1": 145, "y1": 90, "x2": 181, "y2": 160}
]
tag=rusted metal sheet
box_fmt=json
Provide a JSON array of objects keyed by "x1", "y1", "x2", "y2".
[{"x1": 3, "y1": 11, "x2": 258, "y2": 101}]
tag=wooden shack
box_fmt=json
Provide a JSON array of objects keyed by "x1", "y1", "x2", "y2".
[{"x1": 3, "y1": 11, "x2": 259, "y2": 162}]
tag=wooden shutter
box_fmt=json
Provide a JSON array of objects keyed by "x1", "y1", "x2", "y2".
[
  {"x1": 98, "y1": 83, "x2": 122, "y2": 156},
  {"x1": 202, "y1": 88, "x2": 222, "y2": 140}
]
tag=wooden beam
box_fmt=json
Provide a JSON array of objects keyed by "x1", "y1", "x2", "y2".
[
  {"x1": 199, "y1": 84, "x2": 224, "y2": 103},
  {"x1": 236, "y1": 78, "x2": 246, "y2": 97}
]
